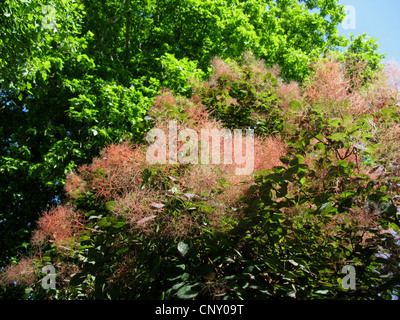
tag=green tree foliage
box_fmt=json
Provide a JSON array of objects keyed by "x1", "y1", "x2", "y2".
[
  {"x1": 81, "y1": 0, "x2": 351, "y2": 83},
  {"x1": 2, "y1": 54, "x2": 399, "y2": 300}
]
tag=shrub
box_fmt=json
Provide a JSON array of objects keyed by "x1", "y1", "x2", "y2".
[{"x1": 2, "y1": 54, "x2": 399, "y2": 300}]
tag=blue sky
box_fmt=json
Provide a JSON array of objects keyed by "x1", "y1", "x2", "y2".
[{"x1": 338, "y1": 0, "x2": 400, "y2": 63}]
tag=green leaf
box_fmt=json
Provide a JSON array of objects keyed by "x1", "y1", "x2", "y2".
[
  {"x1": 329, "y1": 118, "x2": 342, "y2": 127},
  {"x1": 337, "y1": 160, "x2": 348, "y2": 167},
  {"x1": 97, "y1": 217, "x2": 112, "y2": 228},
  {"x1": 105, "y1": 201, "x2": 117, "y2": 211},
  {"x1": 289, "y1": 100, "x2": 301, "y2": 110},
  {"x1": 327, "y1": 132, "x2": 347, "y2": 141},
  {"x1": 116, "y1": 247, "x2": 129, "y2": 255},
  {"x1": 112, "y1": 221, "x2": 126, "y2": 228},
  {"x1": 176, "y1": 284, "x2": 199, "y2": 299},
  {"x1": 280, "y1": 156, "x2": 290, "y2": 165},
  {"x1": 338, "y1": 198, "x2": 353, "y2": 213},
  {"x1": 177, "y1": 241, "x2": 189, "y2": 257},
  {"x1": 381, "y1": 204, "x2": 398, "y2": 218},
  {"x1": 43, "y1": 60, "x2": 51, "y2": 71},
  {"x1": 172, "y1": 281, "x2": 186, "y2": 291},
  {"x1": 289, "y1": 154, "x2": 305, "y2": 167},
  {"x1": 85, "y1": 210, "x2": 97, "y2": 217},
  {"x1": 79, "y1": 235, "x2": 92, "y2": 242},
  {"x1": 315, "y1": 290, "x2": 329, "y2": 295},
  {"x1": 166, "y1": 264, "x2": 186, "y2": 281},
  {"x1": 390, "y1": 222, "x2": 399, "y2": 232},
  {"x1": 314, "y1": 141, "x2": 326, "y2": 151},
  {"x1": 316, "y1": 202, "x2": 332, "y2": 214},
  {"x1": 70, "y1": 273, "x2": 87, "y2": 286}
]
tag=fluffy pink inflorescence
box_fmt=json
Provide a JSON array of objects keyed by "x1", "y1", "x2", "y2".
[
  {"x1": 385, "y1": 60, "x2": 400, "y2": 92},
  {"x1": 65, "y1": 141, "x2": 147, "y2": 200},
  {"x1": 276, "y1": 80, "x2": 303, "y2": 109},
  {"x1": 31, "y1": 204, "x2": 84, "y2": 249},
  {"x1": 304, "y1": 56, "x2": 352, "y2": 106},
  {"x1": 0, "y1": 257, "x2": 37, "y2": 286}
]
